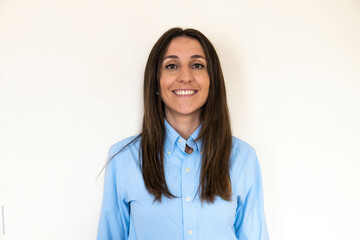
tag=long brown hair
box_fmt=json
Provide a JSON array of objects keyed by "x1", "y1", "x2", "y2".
[{"x1": 142, "y1": 27, "x2": 232, "y2": 203}]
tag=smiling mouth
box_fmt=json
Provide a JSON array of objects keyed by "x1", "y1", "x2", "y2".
[{"x1": 172, "y1": 89, "x2": 198, "y2": 96}]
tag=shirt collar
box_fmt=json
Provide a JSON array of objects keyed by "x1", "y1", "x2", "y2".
[{"x1": 164, "y1": 119, "x2": 203, "y2": 157}]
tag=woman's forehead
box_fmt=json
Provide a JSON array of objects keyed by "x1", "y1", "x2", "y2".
[{"x1": 163, "y1": 36, "x2": 205, "y2": 58}]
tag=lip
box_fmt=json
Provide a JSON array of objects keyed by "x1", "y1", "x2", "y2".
[{"x1": 171, "y1": 89, "x2": 198, "y2": 97}]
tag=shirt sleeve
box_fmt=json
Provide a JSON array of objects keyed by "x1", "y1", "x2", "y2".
[
  {"x1": 97, "y1": 147, "x2": 130, "y2": 240},
  {"x1": 234, "y1": 150, "x2": 270, "y2": 240}
]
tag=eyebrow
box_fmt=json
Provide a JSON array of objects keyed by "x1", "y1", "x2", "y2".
[{"x1": 162, "y1": 54, "x2": 206, "y2": 61}]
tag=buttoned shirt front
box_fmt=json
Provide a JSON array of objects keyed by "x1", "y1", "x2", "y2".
[{"x1": 97, "y1": 120, "x2": 269, "y2": 240}]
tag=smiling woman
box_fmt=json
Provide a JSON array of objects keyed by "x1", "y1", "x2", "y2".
[
  {"x1": 97, "y1": 28, "x2": 269, "y2": 240},
  {"x1": 160, "y1": 36, "x2": 210, "y2": 140}
]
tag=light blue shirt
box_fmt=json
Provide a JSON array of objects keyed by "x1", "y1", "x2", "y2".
[{"x1": 97, "y1": 120, "x2": 269, "y2": 240}]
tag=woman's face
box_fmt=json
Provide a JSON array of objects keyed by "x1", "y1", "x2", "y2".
[{"x1": 160, "y1": 36, "x2": 210, "y2": 122}]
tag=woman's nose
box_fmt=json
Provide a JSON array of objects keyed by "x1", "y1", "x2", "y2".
[{"x1": 177, "y1": 67, "x2": 193, "y2": 83}]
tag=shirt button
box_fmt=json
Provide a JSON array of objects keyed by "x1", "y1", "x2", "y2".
[
  {"x1": 179, "y1": 139, "x2": 182, "y2": 143},
  {"x1": 188, "y1": 230, "x2": 193, "y2": 235},
  {"x1": 186, "y1": 197, "x2": 191, "y2": 202},
  {"x1": 186, "y1": 168, "x2": 190, "y2": 173},
  {"x1": 167, "y1": 151, "x2": 171, "y2": 155}
]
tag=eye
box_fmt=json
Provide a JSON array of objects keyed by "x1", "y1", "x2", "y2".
[
  {"x1": 192, "y1": 63, "x2": 204, "y2": 69},
  {"x1": 165, "y1": 64, "x2": 177, "y2": 70}
]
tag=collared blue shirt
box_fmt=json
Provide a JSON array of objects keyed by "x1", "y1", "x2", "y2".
[{"x1": 97, "y1": 120, "x2": 269, "y2": 240}]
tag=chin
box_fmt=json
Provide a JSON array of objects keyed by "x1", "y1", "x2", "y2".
[{"x1": 177, "y1": 109, "x2": 202, "y2": 117}]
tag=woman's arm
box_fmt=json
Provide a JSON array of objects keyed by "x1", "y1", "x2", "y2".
[
  {"x1": 97, "y1": 148, "x2": 130, "y2": 240},
  {"x1": 234, "y1": 150, "x2": 270, "y2": 240}
]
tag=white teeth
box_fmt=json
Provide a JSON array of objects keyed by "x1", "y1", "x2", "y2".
[{"x1": 174, "y1": 90, "x2": 196, "y2": 96}]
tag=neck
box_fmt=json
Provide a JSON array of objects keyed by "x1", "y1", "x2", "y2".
[{"x1": 165, "y1": 112, "x2": 200, "y2": 140}]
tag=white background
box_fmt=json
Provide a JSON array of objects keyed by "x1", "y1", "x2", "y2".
[{"x1": 1, "y1": 0, "x2": 359, "y2": 239}]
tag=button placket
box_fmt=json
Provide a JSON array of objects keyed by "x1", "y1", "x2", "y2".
[{"x1": 181, "y1": 154, "x2": 197, "y2": 239}]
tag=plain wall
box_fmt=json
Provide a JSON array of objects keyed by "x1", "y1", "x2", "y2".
[{"x1": 1, "y1": 0, "x2": 359, "y2": 239}]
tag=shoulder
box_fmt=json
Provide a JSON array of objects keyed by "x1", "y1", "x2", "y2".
[
  {"x1": 108, "y1": 135, "x2": 141, "y2": 159},
  {"x1": 103, "y1": 135, "x2": 142, "y2": 200},
  {"x1": 231, "y1": 136, "x2": 257, "y2": 160},
  {"x1": 229, "y1": 136, "x2": 259, "y2": 178},
  {"x1": 106, "y1": 135, "x2": 141, "y2": 171},
  {"x1": 230, "y1": 136, "x2": 261, "y2": 196},
  {"x1": 104, "y1": 134, "x2": 141, "y2": 178}
]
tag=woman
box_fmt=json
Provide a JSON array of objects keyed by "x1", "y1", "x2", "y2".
[{"x1": 97, "y1": 28, "x2": 269, "y2": 240}]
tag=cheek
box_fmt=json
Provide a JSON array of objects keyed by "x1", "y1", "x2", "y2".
[
  {"x1": 203, "y1": 85, "x2": 210, "y2": 104},
  {"x1": 202, "y1": 78, "x2": 210, "y2": 97},
  {"x1": 159, "y1": 78, "x2": 168, "y2": 96},
  {"x1": 159, "y1": 79, "x2": 173, "y2": 104},
  {"x1": 159, "y1": 74, "x2": 172, "y2": 91}
]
